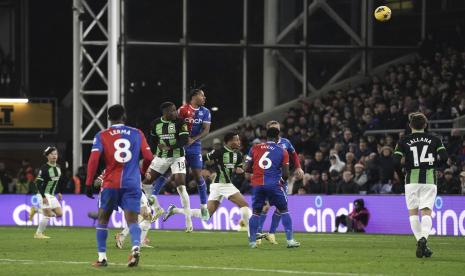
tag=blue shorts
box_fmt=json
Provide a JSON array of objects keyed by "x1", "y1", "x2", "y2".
[
  {"x1": 98, "y1": 188, "x2": 141, "y2": 213},
  {"x1": 185, "y1": 147, "x2": 203, "y2": 169},
  {"x1": 252, "y1": 185, "x2": 288, "y2": 212}
]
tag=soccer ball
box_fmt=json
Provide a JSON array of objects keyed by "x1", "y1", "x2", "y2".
[{"x1": 374, "y1": 6, "x2": 391, "y2": 22}]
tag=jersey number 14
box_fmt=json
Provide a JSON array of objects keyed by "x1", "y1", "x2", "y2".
[{"x1": 409, "y1": 145, "x2": 434, "y2": 167}]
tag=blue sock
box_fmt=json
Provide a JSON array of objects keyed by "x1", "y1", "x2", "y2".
[
  {"x1": 281, "y1": 212, "x2": 293, "y2": 241},
  {"x1": 129, "y1": 223, "x2": 141, "y2": 248},
  {"x1": 198, "y1": 177, "x2": 207, "y2": 205},
  {"x1": 269, "y1": 211, "x2": 281, "y2": 234},
  {"x1": 96, "y1": 224, "x2": 108, "y2": 253},
  {"x1": 248, "y1": 214, "x2": 260, "y2": 242},
  {"x1": 257, "y1": 213, "x2": 266, "y2": 233},
  {"x1": 152, "y1": 176, "x2": 167, "y2": 195}
]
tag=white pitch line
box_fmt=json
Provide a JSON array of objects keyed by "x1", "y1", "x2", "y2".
[{"x1": 0, "y1": 258, "x2": 382, "y2": 276}]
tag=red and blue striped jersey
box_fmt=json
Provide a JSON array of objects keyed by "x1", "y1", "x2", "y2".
[
  {"x1": 246, "y1": 142, "x2": 289, "y2": 187},
  {"x1": 178, "y1": 104, "x2": 211, "y2": 149},
  {"x1": 86, "y1": 124, "x2": 153, "y2": 189}
]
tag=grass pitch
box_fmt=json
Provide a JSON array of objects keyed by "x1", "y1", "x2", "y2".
[{"x1": 0, "y1": 226, "x2": 463, "y2": 275}]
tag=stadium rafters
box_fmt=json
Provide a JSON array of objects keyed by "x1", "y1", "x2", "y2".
[{"x1": 73, "y1": 0, "x2": 123, "y2": 174}]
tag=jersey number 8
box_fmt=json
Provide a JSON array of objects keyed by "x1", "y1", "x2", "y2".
[{"x1": 114, "y1": 138, "x2": 132, "y2": 163}]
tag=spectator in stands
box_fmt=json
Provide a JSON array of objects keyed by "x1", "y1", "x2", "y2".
[
  {"x1": 345, "y1": 152, "x2": 357, "y2": 172},
  {"x1": 378, "y1": 146, "x2": 395, "y2": 194},
  {"x1": 18, "y1": 159, "x2": 34, "y2": 184},
  {"x1": 15, "y1": 172, "x2": 30, "y2": 194},
  {"x1": 0, "y1": 162, "x2": 12, "y2": 194},
  {"x1": 76, "y1": 166, "x2": 87, "y2": 194},
  {"x1": 292, "y1": 173, "x2": 308, "y2": 195},
  {"x1": 353, "y1": 163, "x2": 368, "y2": 194},
  {"x1": 334, "y1": 198, "x2": 370, "y2": 233},
  {"x1": 306, "y1": 170, "x2": 322, "y2": 194},
  {"x1": 337, "y1": 171, "x2": 359, "y2": 194},
  {"x1": 306, "y1": 151, "x2": 329, "y2": 174},
  {"x1": 355, "y1": 140, "x2": 372, "y2": 161},
  {"x1": 325, "y1": 170, "x2": 340, "y2": 195},
  {"x1": 460, "y1": 172, "x2": 465, "y2": 195},
  {"x1": 329, "y1": 153, "x2": 345, "y2": 173},
  {"x1": 438, "y1": 169, "x2": 461, "y2": 194}
]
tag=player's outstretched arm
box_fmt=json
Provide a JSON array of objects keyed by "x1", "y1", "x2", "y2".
[{"x1": 190, "y1": 122, "x2": 210, "y2": 144}]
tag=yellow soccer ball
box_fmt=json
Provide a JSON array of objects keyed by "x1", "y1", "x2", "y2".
[{"x1": 374, "y1": 6, "x2": 391, "y2": 22}]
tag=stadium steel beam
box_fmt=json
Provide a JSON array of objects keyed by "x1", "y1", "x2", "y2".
[
  {"x1": 302, "y1": 0, "x2": 308, "y2": 98},
  {"x1": 242, "y1": 0, "x2": 248, "y2": 118},
  {"x1": 263, "y1": 0, "x2": 278, "y2": 112},
  {"x1": 73, "y1": 0, "x2": 122, "y2": 174}
]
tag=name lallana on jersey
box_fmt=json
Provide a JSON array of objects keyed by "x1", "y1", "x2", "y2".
[{"x1": 406, "y1": 137, "x2": 432, "y2": 146}]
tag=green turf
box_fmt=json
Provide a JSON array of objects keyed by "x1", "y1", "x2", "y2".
[{"x1": 0, "y1": 226, "x2": 463, "y2": 276}]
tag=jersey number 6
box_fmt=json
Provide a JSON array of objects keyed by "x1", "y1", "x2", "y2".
[{"x1": 258, "y1": 152, "x2": 272, "y2": 169}]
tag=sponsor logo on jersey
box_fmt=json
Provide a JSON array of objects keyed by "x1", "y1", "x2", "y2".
[{"x1": 185, "y1": 118, "x2": 203, "y2": 124}]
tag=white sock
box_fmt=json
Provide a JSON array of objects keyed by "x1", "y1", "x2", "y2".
[
  {"x1": 121, "y1": 226, "x2": 129, "y2": 241},
  {"x1": 409, "y1": 215, "x2": 422, "y2": 241},
  {"x1": 190, "y1": 209, "x2": 202, "y2": 218},
  {"x1": 142, "y1": 184, "x2": 152, "y2": 194},
  {"x1": 240, "y1": 207, "x2": 250, "y2": 227},
  {"x1": 421, "y1": 215, "x2": 432, "y2": 240},
  {"x1": 37, "y1": 216, "x2": 50, "y2": 234},
  {"x1": 152, "y1": 195, "x2": 161, "y2": 209},
  {"x1": 140, "y1": 220, "x2": 151, "y2": 243},
  {"x1": 173, "y1": 208, "x2": 186, "y2": 215},
  {"x1": 240, "y1": 207, "x2": 250, "y2": 237},
  {"x1": 98, "y1": 252, "x2": 107, "y2": 262},
  {"x1": 177, "y1": 185, "x2": 192, "y2": 228}
]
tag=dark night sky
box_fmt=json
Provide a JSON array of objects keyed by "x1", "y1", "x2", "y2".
[{"x1": 25, "y1": 0, "x2": 465, "y2": 132}]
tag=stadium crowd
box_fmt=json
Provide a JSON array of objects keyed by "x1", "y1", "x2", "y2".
[
  {"x1": 2, "y1": 46, "x2": 465, "y2": 196},
  {"x1": 234, "y1": 45, "x2": 465, "y2": 195}
]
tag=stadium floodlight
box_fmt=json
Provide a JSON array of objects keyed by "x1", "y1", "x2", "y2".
[
  {"x1": 0, "y1": 98, "x2": 29, "y2": 103},
  {"x1": 211, "y1": 107, "x2": 219, "y2": 112}
]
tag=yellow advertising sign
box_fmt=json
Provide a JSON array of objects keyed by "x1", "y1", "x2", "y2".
[{"x1": 0, "y1": 103, "x2": 54, "y2": 129}]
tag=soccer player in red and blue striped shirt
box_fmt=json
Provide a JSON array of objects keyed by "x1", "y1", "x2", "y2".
[
  {"x1": 86, "y1": 104, "x2": 153, "y2": 267},
  {"x1": 244, "y1": 127, "x2": 300, "y2": 248}
]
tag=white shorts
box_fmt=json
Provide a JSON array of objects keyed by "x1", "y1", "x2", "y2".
[
  {"x1": 149, "y1": 156, "x2": 186, "y2": 174},
  {"x1": 404, "y1": 184, "x2": 437, "y2": 210},
  {"x1": 37, "y1": 194, "x2": 61, "y2": 209},
  {"x1": 208, "y1": 183, "x2": 240, "y2": 203}
]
